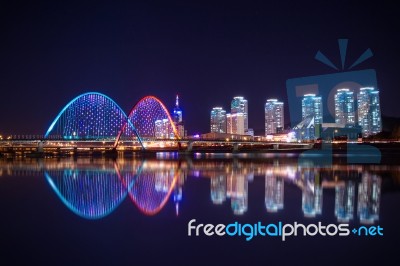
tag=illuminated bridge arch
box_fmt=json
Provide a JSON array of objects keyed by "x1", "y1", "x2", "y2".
[
  {"x1": 44, "y1": 168, "x2": 127, "y2": 219},
  {"x1": 115, "y1": 96, "x2": 180, "y2": 146},
  {"x1": 45, "y1": 92, "x2": 141, "y2": 143}
]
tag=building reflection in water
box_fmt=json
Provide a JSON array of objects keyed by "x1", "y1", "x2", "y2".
[
  {"x1": 173, "y1": 172, "x2": 185, "y2": 216},
  {"x1": 227, "y1": 172, "x2": 249, "y2": 215},
  {"x1": 265, "y1": 173, "x2": 284, "y2": 212},
  {"x1": 335, "y1": 181, "x2": 355, "y2": 222},
  {"x1": 211, "y1": 175, "x2": 226, "y2": 204},
  {"x1": 0, "y1": 157, "x2": 388, "y2": 223},
  {"x1": 358, "y1": 173, "x2": 381, "y2": 224},
  {"x1": 301, "y1": 169, "x2": 322, "y2": 217}
]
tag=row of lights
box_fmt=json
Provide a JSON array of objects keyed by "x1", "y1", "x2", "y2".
[{"x1": 0, "y1": 135, "x2": 12, "y2": 140}]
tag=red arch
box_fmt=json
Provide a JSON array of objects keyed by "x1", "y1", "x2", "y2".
[
  {"x1": 129, "y1": 172, "x2": 178, "y2": 216},
  {"x1": 114, "y1": 95, "x2": 180, "y2": 147}
]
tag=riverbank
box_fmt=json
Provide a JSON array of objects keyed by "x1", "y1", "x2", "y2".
[{"x1": 1, "y1": 142, "x2": 400, "y2": 162}]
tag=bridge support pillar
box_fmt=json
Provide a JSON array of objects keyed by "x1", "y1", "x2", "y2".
[
  {"x1": 187, "y1": 141, "x2": 194, "y2": 152},
  {"x1": 233, "y1": 143, "x2": 239, "y2": 152},
  {"x1": 273, "y1": 144, "x2": 279, "y2": 150},
  {"x1": 37, "y1": 141, "x2": 44, "y2": 152}
]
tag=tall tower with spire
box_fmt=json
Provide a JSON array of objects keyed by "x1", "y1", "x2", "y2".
[{"x1": 172, "y1": 94, "x2": 185, "y2": 138}]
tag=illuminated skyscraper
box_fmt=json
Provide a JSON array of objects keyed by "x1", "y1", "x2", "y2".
[
  {"x1": 302, "y1": 94, "x2": 323, "y2": 125},
  {"x1": 334, "y1": 89, "x2": 355, "y2": 127},
  {"x1": 265, "y1": 99, "x2": 284, "y2": 135},
  {"x1": 155, "y1": 119, "x2": 170, "y2": 139},
  {"x1": 226, "y1": 113, "x2": 245, "y2": 135},
  {"x1": 357, "y1": 87, "x2": 382, "y2": 137},
  {"x1": 172, "y1": 95, "x2": 185, "y2": 138},
  {"x1": 210, "y1": 107, "x2": 227, "y2": 133},
  {"x1": 231, "y1": 96, "x2": 248, "y2": 132}
]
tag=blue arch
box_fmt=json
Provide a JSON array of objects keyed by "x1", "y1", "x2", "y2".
[
  {"x1": 45, "y1": 171, "x2": 127, "y2": 219},
  {"x1": 44, "y1": 161, "x2": 145, "y2": 219},
  {"x1": 44, "y1": 92, "x2": 143, "y2": 148}
]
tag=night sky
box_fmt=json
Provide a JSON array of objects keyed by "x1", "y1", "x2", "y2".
[{"x1": 1, "y1": 1, "x2": 399, "y2": 135}]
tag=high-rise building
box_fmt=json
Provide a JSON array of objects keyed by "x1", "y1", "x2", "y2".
[
  {"x1": 172, "y1": 95, "x2": 185, "y2": 138},
  {"x1": 302, "y1": 94, "x2": 323, "y2": 124},
  {"x1": 265, "y1": 99, "x2": 284, "y2": 136},
  {"x1": 227, "y1": 113, "x2": 245, "y2": 135},
  {"x1": 357, "y1": 87, "x2": 382, "y2": 137},
  {"x1": 210, "y1": 107, "x2": 227, "y2": 133},
  {"x1": 155, "y1": 119, "x2": 170, "y2": 139},
  {"x1": 231, "y1": 96, "x2": 248, "y2": 132},
  {"x1": 334, "y1": 89, "x2": 355, "y2": 127}
]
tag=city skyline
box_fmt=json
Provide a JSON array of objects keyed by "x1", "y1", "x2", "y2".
[
  {"x1": 0, "y1": 86, "x2": 384, "y2": 140},
  {"x1": 1, "y1": 2, "x2": 399, "y2": 136},
  {"x1": 207, "y1": 85, "x2": 382, "y2": 139}
]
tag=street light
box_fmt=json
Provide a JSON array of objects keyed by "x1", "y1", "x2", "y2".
[{"x1": 333, "y1": 129, "x2": 338, "y2": 142}]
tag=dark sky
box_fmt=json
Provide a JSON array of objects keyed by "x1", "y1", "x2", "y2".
[{"x1": 0, "y1": 0, "x2": 399, "y2": 135}]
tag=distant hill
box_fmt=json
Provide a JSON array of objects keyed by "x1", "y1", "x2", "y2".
[
  {"x1": 372, "y1": 116, "x2": 400, "y2": 139},
  {"x1": 382, "y1": 116, "x2": 400, "y2": 132}
]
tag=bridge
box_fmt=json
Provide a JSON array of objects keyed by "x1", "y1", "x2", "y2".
[
  {"x1": 0, "y1": 92, "x2": 313, "y2": 157},
  {"x1": 0, "y1": 138, "x2": 313, "y2": 157}
]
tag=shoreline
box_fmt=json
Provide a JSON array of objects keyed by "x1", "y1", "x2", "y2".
[{"x1": 2, "y1": 142, "x2": 400, "y2": 159}]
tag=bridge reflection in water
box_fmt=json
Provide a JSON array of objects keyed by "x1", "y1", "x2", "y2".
[
  {"x1": 45, "y1": 167, "x2": 127, "y2": 219},
  {"x1": 0, "y1": 156, "x2": 392, "y2": 224}
]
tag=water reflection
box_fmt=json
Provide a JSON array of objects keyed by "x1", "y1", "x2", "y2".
[
  {"x1": 265, "y1": 175, "x2": 284, "y2": 213},
  {"x1": 210, "y1": 175, "x2": 226, "y2": 204},
  {"x1": 301, "y1": 169, "x2": 322, "y2": 217},
  {"x1": 227, "y1": 173, "x2": 249, "y2": 215},
  {"x1": 45, "y1": 167, "x2": 127, "y2": 219},
  {"x1": 358, "y1": 173, "x2": 381, "y2": 224},
  {"x1": 0, "y1": 156, "x2": 395, "y2": 224},
  {"x1": 335, "y1": 181, "x2": 355, "y2": 222},
  {"x1": 128, "y1": 169, "x2": 178, "y2": 215}
]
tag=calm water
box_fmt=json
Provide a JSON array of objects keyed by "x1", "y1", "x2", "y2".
[{"x1": 0, "y1": 153, "x2": 399, "y2": 265}]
